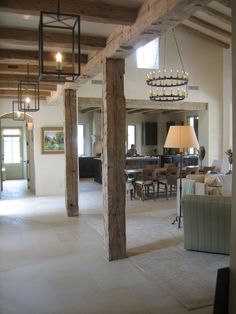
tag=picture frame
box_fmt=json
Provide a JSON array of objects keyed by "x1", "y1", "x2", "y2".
[{"x1": 41, "y1": 127, "x2": 64, "y2": 154}]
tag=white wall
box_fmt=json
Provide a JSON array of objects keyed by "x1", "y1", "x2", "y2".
[
  {"x1": 125, "y1": 29, "x2": 223, "y2": 165},
  {"x1": 33, "y1": 100, "x2": 65, "y2": 196},
  {"x1": 78, "y1": 29, "x2": 224, "y2": 165}
]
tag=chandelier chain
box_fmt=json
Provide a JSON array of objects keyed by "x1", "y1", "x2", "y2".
[
  {"x1": 172, "y1": 29, "x2": 185, "y2": 72},
  {"x1": 57, "y1": 0, "x2": 60, "y2": 16}
]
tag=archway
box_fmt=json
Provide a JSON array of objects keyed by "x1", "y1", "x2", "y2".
[{"x1": 0, "y1": 112, "x2": 35, "y2": 199}]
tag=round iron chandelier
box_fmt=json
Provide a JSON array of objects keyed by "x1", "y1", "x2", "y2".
[{"x1": 146, "y1": 29, "x2": 189, "y2": 102}]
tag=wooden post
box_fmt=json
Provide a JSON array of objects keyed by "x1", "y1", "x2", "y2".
[
  {"x1": 64, "y1": 89, "x2": 79, "y2": 216},
  {"x1": 102, "y1": 58, "x2": 126, "y2": 261}
]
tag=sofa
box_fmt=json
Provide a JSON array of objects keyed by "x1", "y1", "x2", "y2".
[
  {"x1": 176, "y1": 173, "x2": 232, "y2": 215},
  {"x1": 182, "y1": 194, "x2": 231, "y2": 254}
]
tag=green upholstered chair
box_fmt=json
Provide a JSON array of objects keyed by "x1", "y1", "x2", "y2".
[{"x1": 182, "y1": 195, "x2": 231, "y2": 255}]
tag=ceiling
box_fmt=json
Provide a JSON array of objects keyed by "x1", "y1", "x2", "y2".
[{"x1": 0, "y1": 0, "x2": 232, "y2": 114}]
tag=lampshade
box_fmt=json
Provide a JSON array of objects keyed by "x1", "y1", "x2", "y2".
[{"x1": 164, "y1": 126, "x2": 199, "y2": 149}]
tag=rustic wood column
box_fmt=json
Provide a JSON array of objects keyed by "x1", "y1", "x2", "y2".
[
  {"x1": 102, "y1": 58, "x2": 126, "y2": 261},
  {"x1": 64, "y1": 89, "x2": 79, "y2": 217}
]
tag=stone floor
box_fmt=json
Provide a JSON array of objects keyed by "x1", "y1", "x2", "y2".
[{"x1": 0, "y1": 179, "x2": 214, "y2": 314}]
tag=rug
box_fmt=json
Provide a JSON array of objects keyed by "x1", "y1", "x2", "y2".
[
  {"x1": 84, "y1": 208, "x2": 183, "y2": 254},
  {"x1": 131, "y1": 243, "x2": 229, "y2": 310},
  {"x1": 85, "y1": 207, "x2": 229, "y2": 310}
]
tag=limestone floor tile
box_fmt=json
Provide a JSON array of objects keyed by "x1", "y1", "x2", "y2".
[{"x1": 0, "y1": 181, "x2": 219, "y2": 314}]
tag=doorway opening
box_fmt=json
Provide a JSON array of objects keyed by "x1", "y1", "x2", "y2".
[{"x1": 0, "y1": 113, "x2": 35, "y2": 199}]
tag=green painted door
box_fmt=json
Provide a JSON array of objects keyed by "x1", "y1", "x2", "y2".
[{"x1": 2, "y1": 127, "x2": 24, "y2": 179}]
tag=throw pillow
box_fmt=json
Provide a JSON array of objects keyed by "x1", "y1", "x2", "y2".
[{"x1": 204, "y1": 175, "x2": 222, "y2": 187}]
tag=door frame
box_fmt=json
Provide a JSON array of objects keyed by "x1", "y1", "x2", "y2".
[{"x1": 0, "y1": 113, "x2": 35, "y2": 193}]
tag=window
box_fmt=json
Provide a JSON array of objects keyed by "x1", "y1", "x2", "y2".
[
  {"x1": 77, "y1": 124, "x2": 84, "y2": 156},
  {"x1": 187, "y1": 116, "x2": 198, "y2": 154},
  {"x1": 136, "y1": 38, "x2": 159, "y2": 69},
  {"x1": 127, "y1": 125, "x2": 136, "y2": 149},
  {"x1": 2, "y1": 128, "x2": 21, "y2": 164}
]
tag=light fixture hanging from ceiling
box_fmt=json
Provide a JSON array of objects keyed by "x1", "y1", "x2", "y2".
[
  {"x1": 146, "y1": 29, "x2": 189, "y2": 102},
  {"x1": 12, "y1": 100, "x2": 26, "y2": 121},
  {"x1": 39, "y1": 0, "x2": 80, "y2": 82},
  {"x1": 18, "y1": 64, "x2": 40, "y2": 112}
]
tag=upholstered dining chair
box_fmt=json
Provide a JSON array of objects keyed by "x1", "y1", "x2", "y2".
[
  {"x1": 157, "y1": 166, "x2": 179, "y2": 199},
  {"x1": 134, "y1": 168, "x2": 155, "y2": 201}
]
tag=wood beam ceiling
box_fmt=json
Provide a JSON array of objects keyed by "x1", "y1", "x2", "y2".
[
  {"x1": 0, "y1": 74, "x2": 64, "y2": 84},
  {"x1": 215, "y1": 0, "x2": 231, "y2": 8},
  {"x1": 178, "y1": 25, "x2": 230, "y2": 49},
  {"x1": 0, "y1": 27, "x2": 106, "y2": 51},
  {"x1": 0, "y1": 49, "x2": 88, "y2": 65},
  {"x1": 0, "y1": 90, "x2": 48, "y2": 99},
  {"x1": 72, "y1": 0, "x2": 213, "y2": 86},
  {"x1": 0, "y1": 0, "x2": 137, "y2": 25},
  {"x1": 0, "y1": 64, "x2": 79, "y2": 75},
  {"x1": 0, "y1": 82, "x2": 57, "y2": 91},
  {"x1": 188, "y1": 16, "x2": 231, "y2": 38},
  {"x1": 201, "y1": 6, "x2": 231, "y2": 25}
]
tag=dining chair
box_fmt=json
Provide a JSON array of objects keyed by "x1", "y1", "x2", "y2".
[
  {"x1": 157, "y1": 166, "x2": 179, "y2": 199},
  {"x1": 134, "y1": 168, "x2": 155, "y2": 201}
]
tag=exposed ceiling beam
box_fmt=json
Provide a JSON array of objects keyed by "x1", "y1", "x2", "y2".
[
  {"x1": 79, "y1": 107, "x2": 100, "y2": 114},
  {"x1": 0, "y1": 82, "x2": 57, "y2": 91},
  {"x1": 0, "y1": 49, "x2": 88, "y2": 65},
  {"x1": 0, "y1": 90, "x2": 51, "y2": 97},
  {"x1": 70, "y1": 0, "x2": 213, "y2": 86},
  {"x1": 0, "y1": 90, "x2": 49, "y2": 99},
  {"x1": 0, "y1": 64, "x2": 76, "y2": 75},
  {"x1": 189, "y1": 16, "x2": 231, "y2": 38},
  {"x1": 0, "y1": 0, "x2": 137, "y2": 25},
  {"x1": 161, "y1": 109, "x2": 187, "y2": 114},
  {"x1": 215, "y1": 0, "x2": 231, "y2": 8},
  {"x1": 201, "y1": 6, "x2": 231, "y2": 25},
  {"x1": 127, "y1": 108, "x2": 147, "y2": 114},
  {"x1": 0, "y1": 74, "x2": 65, "y2": 84},
  {"x1": 78, "y1": 97, "x2": 208, "y2": 111},
  {"x1": 0, "y1": 28, "x2": 106, "y2": 51},
  {"x1": 178, "y1": 24, "x2": 230, "y2": 48},
  {"x1": 142, "y1": 109, "x2": 163, "y2": 115}
]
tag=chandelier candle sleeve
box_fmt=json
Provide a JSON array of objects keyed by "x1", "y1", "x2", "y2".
[{"x1": 56, "y1": 52, "x2": 62, "y2": 71}]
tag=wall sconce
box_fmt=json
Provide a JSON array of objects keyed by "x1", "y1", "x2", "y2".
[{"x1": 27, "y1": 121, "x2": 34, "y2": 130}]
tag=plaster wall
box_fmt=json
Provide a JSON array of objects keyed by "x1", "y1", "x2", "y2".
[
  {"x1": 33, "y1": 101, "x2": 65, "y2": 196},
  {"x1": 79, "y1": 29, "x2": 224, "y2": 165}
]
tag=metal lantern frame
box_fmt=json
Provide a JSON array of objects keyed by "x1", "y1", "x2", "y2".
[
  {"x1": 39, "y1": 6, "x2": 80, "y2": 82},
  {"x1": 18, "y1": 80, "x2": 40, "y2": 112},
  {"x1": 12, "y1": 100, "x2": 26, "y2": 121}
]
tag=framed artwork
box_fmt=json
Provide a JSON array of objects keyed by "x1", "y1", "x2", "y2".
[{"x1": 41, "y1": 127, "x2": 64, "y2": 154}]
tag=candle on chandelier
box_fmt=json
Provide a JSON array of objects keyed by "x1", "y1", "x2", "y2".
[{"x1": 56, "y1": 52, "x2": 62, "y2": 71}]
